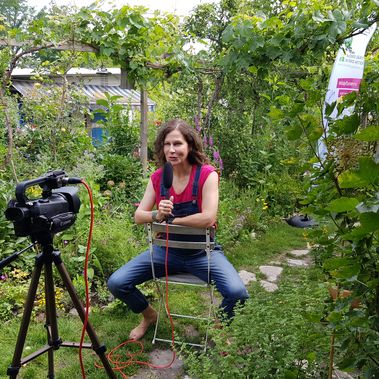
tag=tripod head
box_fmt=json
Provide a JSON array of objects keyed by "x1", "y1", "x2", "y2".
[{"x1": 5, "y1": 170, "x2": 81, "y2": 238}]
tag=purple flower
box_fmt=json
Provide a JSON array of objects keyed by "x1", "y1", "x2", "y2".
[
  {"x1": 219, "y1": 158, "x2": 224, "y2": 171},
  {"x1": 203, "y1": 136, "x2": 208, "y2": 147},
  {"x1": 209, "y1": 136, "x2": 214, "y2": 147},
  {"x1": 213, "y1": 150, "x2": 220, "y2": 160},
  {"x1": 1, "y1": 274, "x2": 8, "y2": 281}
]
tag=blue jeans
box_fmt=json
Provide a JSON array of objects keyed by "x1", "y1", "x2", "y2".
[{"x1": 107, "y1": 245, "x2": 249, "y2": 319}]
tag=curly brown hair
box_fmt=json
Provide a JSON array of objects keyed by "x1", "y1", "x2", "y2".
[{"x1": 154, "y1": 119, "x2": 209, "y2": 167}]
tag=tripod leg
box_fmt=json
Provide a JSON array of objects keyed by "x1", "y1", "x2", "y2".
[
  {"x1": 8, "y1": 255, "x2": 43, "y2": 378},
  {"x1": 52, "y1": 252, "x2": 116, "y2": 379},
  {"x1": 44, "y1": 259, "x2": 62, "y2": 379}
]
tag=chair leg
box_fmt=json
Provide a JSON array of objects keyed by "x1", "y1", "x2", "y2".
[
  {"x1": 152, "y1": 281, "x2": 164, "y2": 345},
  {"x1": 152, "y1": 282, "x2": 215, "y2": 350},
  {"x1": 203, "y1": 284, "x2": 215, "y2": 352}
]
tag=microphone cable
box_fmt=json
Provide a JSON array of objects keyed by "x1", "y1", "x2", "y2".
[
  {"x1": 94, "y1": 222, "x2": 177, "y2": 378},
  {"x1": 78, "y1": 180, "x2": 95, "y2": 379},
  {"x1": 79, "y1": 180, "x2": 176, "y2": 378}
]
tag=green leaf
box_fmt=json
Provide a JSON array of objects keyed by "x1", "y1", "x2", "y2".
[
  {"x1": 102, "y1": 47, "x2": 115, "y2": 56},
  {"x1": 289, "y1": 102, "x2": 304, "y2": 117},
  {"x1": 286, "y1": 124, "x2": 303, "y2": 140},
  {"x1": 96, "y1": 99, "x2": 109, "y2": 108},
  {"x1": 87, "y1": 268, "x2": 94, "y2": 280},
  {"x1": 128, "y1": 14, "x2": 145, "y2": 29},
  {"x1": 260, "y1": 93, "x2": 271, "y2": 101},
  {"x1": 91, "y1": 254, "x2": 105, "y2": 277},
  {"x1": 313, "y1": 11, "x2": 327, "y2": 22},
  {"x1": 339, "y1": 158, "x2": 379, "y2": 188},
  {"x1": 337, "y1": 356, "x2": 357, "y2": 370},
  {"x1": 268, "y1": 106, "x2": 284, "y2": 120},
  {"x1": 325, "y1": 101, "x2": 337, "y2": 117},
  {"x1": 323, "y1": 257, "x2": 354, "y2": 270},
  {"x1": 248, "y1": 66, "x2": 258, "y2": 75},
  {"x1": 360, "y1": 212, "x2": 379, "y2": 233},
  {"x1": 323, "y1": 257, "x2": 360, "y2": 280},
  {"x1": 332, "y1": 264, "x2": 360, "y2": 280},
  {"x1": 337, "y1": 91, "x2": 357, "y2": 114},
  {"x1": 338, "y1": 171, "x2": 367, "y2": 188},
  {"x1": 308, "y1": 126, "x2": 324, "y2": 141},
  {"x1": 327, "y1": 311, "x2": 343, "y2": 322},
  {"x1": 326, "y1": 197, "x2": 359, "y2": 213},
  {"x1": 307, "y1": 351, "x2": 317, "y2": 362},
  {"x1": 266, "y1": 46, "x2": 282, "y2": 59},
  {"x1": 333, "y1": 114, "x2": 359, "y2": 135},
  {"x1": 222, "y1": 25, "x2": 234, "y2": 43},
  {"x1": 354, "y1": 125, "x2": 379, "y2": 141}
]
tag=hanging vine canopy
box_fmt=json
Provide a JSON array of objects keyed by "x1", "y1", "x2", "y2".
[{"x1": 73, "y1": 5, "x2": 188, "y2": 85}]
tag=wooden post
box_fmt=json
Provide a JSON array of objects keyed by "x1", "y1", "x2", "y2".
[
  {"x1": 120, "y1": 67, "x2": 135, "y2": 89},
  {"x1": 140, "y1": 89, "x2": 148, "y2": 176}
]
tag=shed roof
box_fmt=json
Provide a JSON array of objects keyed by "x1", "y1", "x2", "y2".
[{"x1": 11, "y1": 80, "x2": 155, "y2": 107}]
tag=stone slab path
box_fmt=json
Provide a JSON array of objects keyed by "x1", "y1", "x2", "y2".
[
  {"x1": 235, "y1": 248, "x2": 312, "y2": 293},
  {"x1": 130, "y1": 349, "x2": 185, "y2": 379}
]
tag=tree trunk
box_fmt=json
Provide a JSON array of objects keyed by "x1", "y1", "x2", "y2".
[
  {"x1": 120, "y1": 67, "x2": 135, "y2": 89},
  {"x1": 196, "y1": 77, "x2": 203, "y2": 129},
  {"x1": 140, "y1": 89, "x2": 148, "y2": 176},
  {"x1": 204, "y1": 74, "x2": 224, "y2": 137},
  {"x1": 0, "y1": 88, "x2": 18, "y2": 182}
]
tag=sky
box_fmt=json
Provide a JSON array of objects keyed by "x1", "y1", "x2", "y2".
[{"x1": 26, "y1": 0, "x2": 218, "y2": 17}]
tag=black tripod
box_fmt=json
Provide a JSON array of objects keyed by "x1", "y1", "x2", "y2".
[{"x1": 6, "y1": 232, "x2": 116, "y2": 378}]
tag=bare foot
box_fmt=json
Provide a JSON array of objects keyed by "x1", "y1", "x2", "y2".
[{"x1": 129, "y1": 308, "x2": 157, "y2": 340}]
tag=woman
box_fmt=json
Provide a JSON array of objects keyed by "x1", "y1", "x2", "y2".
[{"x1": 107, "y1": 119, "x2": 248, "y2": 340}]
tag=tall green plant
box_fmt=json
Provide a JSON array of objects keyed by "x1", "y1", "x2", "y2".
[
  {"x1": 16, "y1": 82, "x2": 92, "y2": 176},
  {"x1": 93, "y1": 93, "x2": 144, "y2": 204},
  {"x1": 278, "y1": 67, "x2": 379, "y2": 376}
]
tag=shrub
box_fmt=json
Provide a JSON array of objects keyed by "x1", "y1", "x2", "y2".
[
  {"x1": 185, "y1": 268, "x2": 329, "y2": 378},
  {"x1": 91, "y1": 213, "x2": 146, "y2": 279},
  {"x1": 99, "y1": 154, "x2": 143, "y2": 204},
  {"x1": 0, "y1": 268, "x2": 30, "y2": 321},
  {"x1": 217, "y1": 179, "x2": 272, "y2": 247}
]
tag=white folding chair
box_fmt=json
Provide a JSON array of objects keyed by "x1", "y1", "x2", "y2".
[{"x1": 146, "y1": 222, "x2": 215, "y2": 350}]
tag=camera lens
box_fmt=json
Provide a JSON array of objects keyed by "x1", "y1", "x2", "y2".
[{"x1": 5, "y1": 206, "x2": 30, "y2": 222}]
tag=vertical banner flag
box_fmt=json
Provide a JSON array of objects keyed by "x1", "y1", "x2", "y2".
[{"x1": 318, "y1": 23, "x2": 377, "y2": 160}]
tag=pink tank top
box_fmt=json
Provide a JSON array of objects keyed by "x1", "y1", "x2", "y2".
[{"x1": 151, "y1": 164, "x2": 216, "y2": 211}]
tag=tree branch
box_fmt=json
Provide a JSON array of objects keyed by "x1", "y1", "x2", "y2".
[{"x1": 204, "y1": 73, "x2": 224, "y2": 135}]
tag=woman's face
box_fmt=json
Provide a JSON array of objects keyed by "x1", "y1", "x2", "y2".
[{"x1": 163, "y1": 129, "x2": 190, "y2": 166}]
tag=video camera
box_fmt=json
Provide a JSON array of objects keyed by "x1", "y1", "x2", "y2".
[{"x1": 5, "y1": 170, "x2": 82, "y2": 237}]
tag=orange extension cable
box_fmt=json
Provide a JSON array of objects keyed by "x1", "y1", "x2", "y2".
[
  {"x1": 79, "y1": 180, "x2": 95, "y2": 379},
  {"x1": 79, "y1": 181, "x2": 176, "y2": 378}
]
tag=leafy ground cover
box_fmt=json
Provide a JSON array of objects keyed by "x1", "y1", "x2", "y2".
[
  {"x1": 185, "y1": 267, "x2": 329, "y2": 379},
  {"x1": 0, "y1": 222, "x2": 325, "y2": 378}
]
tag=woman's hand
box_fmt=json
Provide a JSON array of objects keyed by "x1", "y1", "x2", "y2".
[{"x1": 157, "y1": 196, "x2": 174, "y2": 221}]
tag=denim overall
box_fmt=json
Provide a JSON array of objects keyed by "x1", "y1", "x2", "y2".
[
  {"x1": 159, "y1": 165, "x2": 208, "y2": 254},
  {"x1": 107, "y1": 165, "x2": 249, "y2": 318},
  {"x1": 161, "y1": 164, "x2": 201, "y2": 220}
]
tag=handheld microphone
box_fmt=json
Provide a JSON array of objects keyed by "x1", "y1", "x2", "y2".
[{"x1": 162, "y1": 162, "x2": 173, "y2": 200}]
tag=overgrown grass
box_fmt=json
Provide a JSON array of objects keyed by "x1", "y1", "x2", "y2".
[
  {"x1": 227, "y1": 221, "x2": 307, "y2": 269},
  {"x1": 0, "y1": 221, "x2": 313, "y2": 378},
  {"x1": 0, "y1": 307, "x2": 151, "y2": 379}
]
